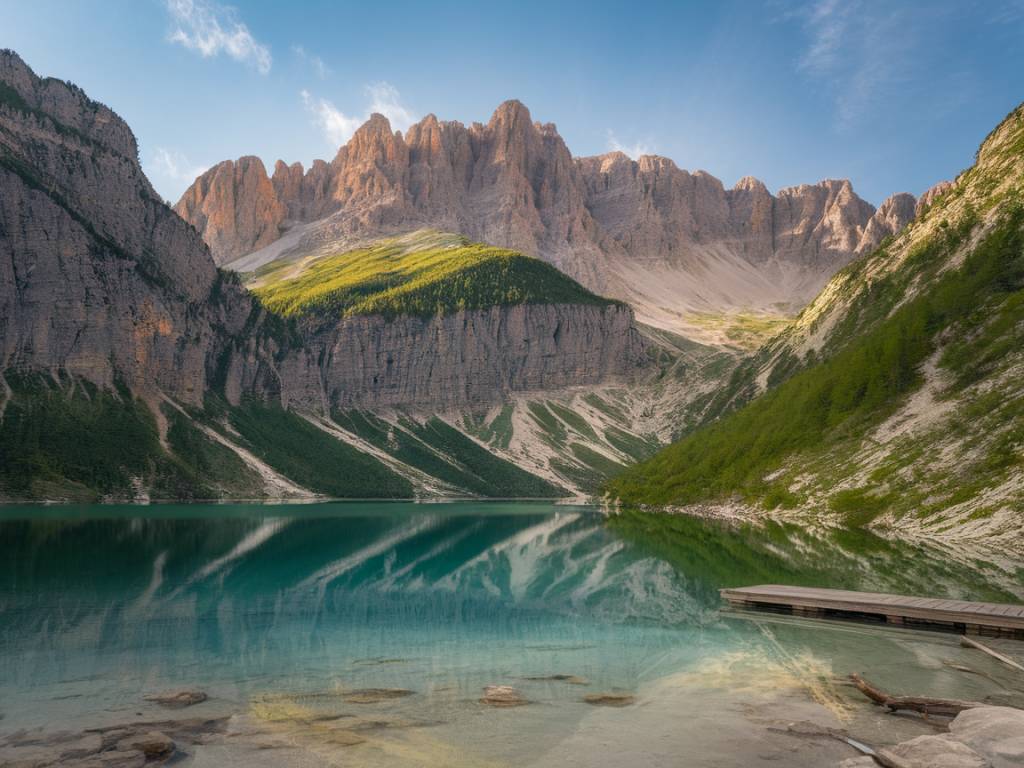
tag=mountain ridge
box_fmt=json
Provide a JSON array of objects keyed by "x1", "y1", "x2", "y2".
[
  {"x1": 0, "y1": 50, "x2": 650, "y2": 501},
  {"x1": 176, "y1": 100, "x2": 917, "y2": 340},
  {"x1": 607, "y1": 103, "x2": 1024, "y2": 547}
]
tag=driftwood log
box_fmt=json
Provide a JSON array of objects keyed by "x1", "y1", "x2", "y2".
[
  {"x1": 871, "y1": 748, "x2": 917, "y2": 768},
  {"x1": 849, "y1": 673, "x2": 985, "y2": 717},
  {"x1": 960, "y1": 635, "x2": 1024, "y2": 673}
]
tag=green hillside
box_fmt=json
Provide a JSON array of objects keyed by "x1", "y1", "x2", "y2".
[
  {"x1": 608, "y1": 105, "x2": 1024, "y2": 533},
  {"x1": 248, "y1": 229, "x2": 618, "y2": 319}
]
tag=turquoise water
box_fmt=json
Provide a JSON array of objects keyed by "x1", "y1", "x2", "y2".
[{"x1": 1, "y1": 503, "x2": 1022, "y2": 767}]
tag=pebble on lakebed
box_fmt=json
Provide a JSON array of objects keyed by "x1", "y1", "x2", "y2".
[
  {"x1": 143, "y1": 689, "x2": 208, "y2": 708},
  {"x1": 480, "y1": 685, "x2": 530, "y2": 707},
  {"x1": 523, "y1": 674, "x2": 590, "y2": 685},
  {"x1": 583, "y1": 693, "x2": 636, "y2": 707},
  {"x1": 341, "y1": 688, "x2": 415, "y2": 704}
]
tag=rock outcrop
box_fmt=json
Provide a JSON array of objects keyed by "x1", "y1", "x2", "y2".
[
  {"x1": 916, "y1": 179, "x2": 956, "y2": 216},
  {"x1": 174, "y1": 157, "x2": 286, "y2": 264},
  {"x1": 839, "y1": 706, "x2": 1024, "y2": 768},
  {"x1": 177, "y1": 102, "x2": 918, "y2": 330}
]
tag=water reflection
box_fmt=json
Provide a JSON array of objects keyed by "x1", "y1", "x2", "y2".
[{"x1": 0, "y1": 503, "x2": 1021, "y2": 767}]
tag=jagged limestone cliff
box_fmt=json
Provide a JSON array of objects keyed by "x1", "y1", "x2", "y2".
[{"x1": 177, "y1": 102, "x2": 916, "y2": 340}]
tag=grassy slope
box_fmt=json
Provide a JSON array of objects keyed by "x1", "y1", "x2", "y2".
[
  {"x1": 223, "y1": 401, "x2": 414, "y2": 498},
  {"x1": 249, "y1": 230, "x2": 618, "y2": 319},
  {"x1": 608, "y1": 105, "x2": 1024, "y2": 526}
]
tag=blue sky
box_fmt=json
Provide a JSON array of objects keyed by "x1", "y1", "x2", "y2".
[{"x1": 6, "y1": 0, "x2": 1023, "y2": 205}]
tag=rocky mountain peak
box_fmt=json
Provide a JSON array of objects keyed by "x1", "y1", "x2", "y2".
[
  {"x1": 876, "y1": 192, "x2": 917, "y2": 225},
  {"x1": 487, "y1": 99, "x2": 533, "y2": 129},
  {"x1": 337, "y1": 113, "x2": 405, "y2": 164},
  {"x1": 916, "y1": 180, "x2": 954, "y2": 216},
  {"x1": 174, "y1": 157, "x2": 285, "y2": 263},
  {"x1": 733, "y1": 176, "x2": 769, "y2": 194},
  {"x1": 856, "y1": 191, "x2": 917, "y2": 255}
]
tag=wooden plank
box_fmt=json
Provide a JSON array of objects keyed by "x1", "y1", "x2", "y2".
[{"x1": 719, "y1": 585, "x2": 1024, "y2": 633}]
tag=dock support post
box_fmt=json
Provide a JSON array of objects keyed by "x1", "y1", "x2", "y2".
[{"x1": 886, "y1": 615, "x2": 904, "y2": 625}]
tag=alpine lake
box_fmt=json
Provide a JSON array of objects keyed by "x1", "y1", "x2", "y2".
[{"x1": 1, "y1": 502, "x2": 1022, "y2": 767}]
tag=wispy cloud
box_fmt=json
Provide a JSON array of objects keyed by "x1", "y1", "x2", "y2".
[
  {"x1": 165, "y1": 0, "x2": 271, "y2": 74},
  {"x1": 300, "y1": 90, "x2": 363, "y2": 146},
  {"x1": 151, "y1": 147, "x2": 208, "y2": 184},
  {"x1": 301, "y1": 83, "x2": 418, "y2": 147},
  {"x1": 797, "y1": 0, "x2": 851, "y2": 75},
  {"x1": 367, "y1": 82, "x2": 416, "y2": 132},
  {"x1": 606, "y1": 130, "x2": 653, "y2": 159},
  {"x1": 795, "y1": 0, "x2": 915, "y2": 132},
  {"x1": 988, "y1": 0, "x2": 1024, "y2": 24},
  {"x1": 292, "y1": 45, "x2": 329, "y2": 79}
]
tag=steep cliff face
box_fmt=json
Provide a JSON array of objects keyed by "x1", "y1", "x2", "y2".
[
  {"x1": 267, "y1": 304, "x2": 643, "y2": 410},
  {"x1": 178, "y1": 101, "x2": 916, "y2": 335},
  {"x1": 857, "y1": 192, "x2": 918, "y2": 255},
  {"x1": 0, "y1": 49, "x2": 266, "y2": 405}
]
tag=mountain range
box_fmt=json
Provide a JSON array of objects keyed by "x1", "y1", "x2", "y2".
[
  {"x1": 1, "y1": 47, "x2": 1021, "y2": 546},
  {"x1": 175, "y1": 101, "x2": 917, "y2": 341}
]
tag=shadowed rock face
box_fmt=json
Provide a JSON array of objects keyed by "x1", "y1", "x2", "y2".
[
  {"x1": 177, "y1": 102, "x2": 917, "y2": 324},
  {"x1": 0, "y1": 52, "x2": 643, "y2": 410},
  {"x1": 0, "y1": 50, "x2": 261, "y2": 405}
]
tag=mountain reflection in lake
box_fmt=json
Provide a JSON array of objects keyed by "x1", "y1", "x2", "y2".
[{"x1": 1, "y1": 503, "x2": 1021, "y2": 767}]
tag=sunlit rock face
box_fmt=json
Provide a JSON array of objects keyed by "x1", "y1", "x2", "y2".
[
  {"x1": 174, "y1": 156, "x2": 287, "y2": 263},
  {"x1": 178, "y1": 101, "x2": 916, "y2": 329}
]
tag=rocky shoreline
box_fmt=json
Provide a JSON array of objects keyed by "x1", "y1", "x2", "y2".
[{"x1": 839, "y1": 706, "x2": 1024, "y2": 767}]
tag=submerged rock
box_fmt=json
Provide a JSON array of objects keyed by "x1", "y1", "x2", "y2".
[
  {"x1": 582, "y1": 693, "x2": 635, "y2": 707},
  {"x1": 0, "y1": 716, "x2": 227, "y2": 767},
  {"x1": 121, "y1": 731, "x2": 175, "y2": 759},
  {"x1": 93, "y1": 749, "x2": 148, "y2": 767},
  {"x1": 523, "y1": 674, "x2": 590, "y2": 685},
  {"x1": 144, "y1": 689, "x2": 208, "y2": 708},
  {"x1": 341, "y1": 688, "x2": 415, "y2": 704},
  {"x1": 480, "y1": 686, "x2": 530, "y2": 708}
]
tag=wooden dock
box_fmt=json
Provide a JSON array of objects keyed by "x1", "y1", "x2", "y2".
[{"x1": 720, "y1": 584, "x2": 1024, "y2": 638}]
